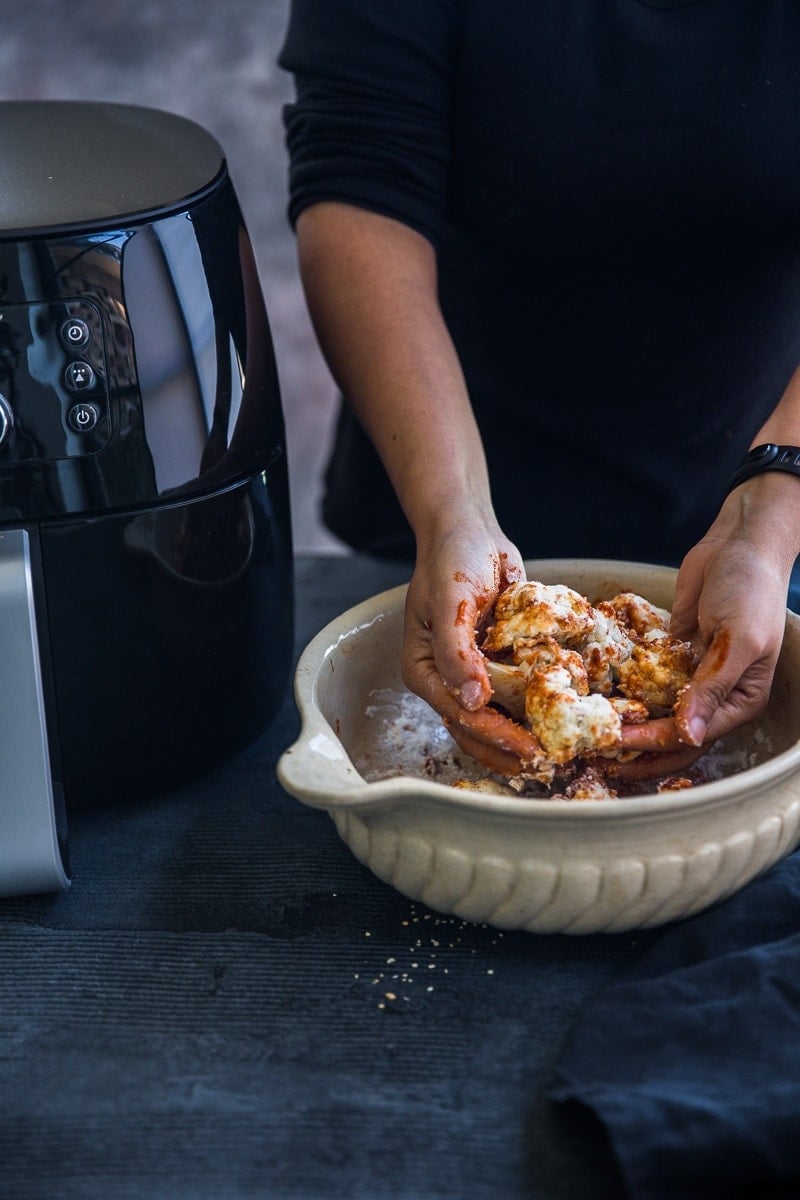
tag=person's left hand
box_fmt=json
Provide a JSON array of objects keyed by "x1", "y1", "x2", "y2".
[{"x1": 668, "y1": 523, "x2": 792, "y2": 750}]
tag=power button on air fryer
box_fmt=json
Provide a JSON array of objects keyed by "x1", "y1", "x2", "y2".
[{"x1": 67, "y1": 402, "x2": 100, "y2": 434}]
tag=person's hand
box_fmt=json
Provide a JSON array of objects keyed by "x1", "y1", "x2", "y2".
[
  {"x1": 402, "y1": 511, "x2": 549, "y2": 773},
  {"x1": 669, "y1": 516, "x2": 792, "y2": 750},
  {"x1": 606, "y1": 719, "x2": 705, "y2": 782}
]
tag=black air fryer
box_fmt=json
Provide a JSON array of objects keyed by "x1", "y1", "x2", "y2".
[{"x1": 0, "y1": 101, "x2": 293, "y2": 896}]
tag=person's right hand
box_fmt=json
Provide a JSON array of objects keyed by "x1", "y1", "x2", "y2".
[{"x1": 401, "y1": 509, "x2": 548, "y2": 775}]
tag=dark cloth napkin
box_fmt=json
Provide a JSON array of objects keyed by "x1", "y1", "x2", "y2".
[{"x1": 549, "y1": 850, "x2": 800, "y2": 1200}]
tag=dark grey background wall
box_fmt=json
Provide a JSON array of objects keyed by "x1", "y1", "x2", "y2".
[{"x1": 1, "y1": 0, "x2": 345, "y2": 552}]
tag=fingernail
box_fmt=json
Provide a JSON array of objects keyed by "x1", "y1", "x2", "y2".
[
  {"x1": 457, "y1": 679, "x2": 484, "y2": 710},
  {"x1": 685, "y1": 716, "x2": 706, "y2": 747}
]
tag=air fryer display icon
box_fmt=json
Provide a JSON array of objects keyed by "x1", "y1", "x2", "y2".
[
  {"x1": 59, "y1": 318, "x2": 90, "y2": 351},
  {"x1": 67, "y1": 402, "x2": 99, "y2": 433},
  {"x1": 64, "y1": 361, "x2": 96, "y2": 392}
]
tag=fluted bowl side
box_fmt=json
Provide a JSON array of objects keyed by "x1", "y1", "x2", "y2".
[{"x1": 278, "y1": 560, "x2": 800, "y2": 932}]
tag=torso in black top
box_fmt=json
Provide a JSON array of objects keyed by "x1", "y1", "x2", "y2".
[{"x1": 281, "y1": 0, "x2": 800, "y2": 561}]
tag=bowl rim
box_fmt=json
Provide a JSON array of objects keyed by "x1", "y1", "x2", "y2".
[{"x1": 279, "y1": 558, "x2": 800, "y2": 819}]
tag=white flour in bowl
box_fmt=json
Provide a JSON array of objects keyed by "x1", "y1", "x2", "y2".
[{"x1": 351, "y1": 687, "x2": 773, "y2": 799}]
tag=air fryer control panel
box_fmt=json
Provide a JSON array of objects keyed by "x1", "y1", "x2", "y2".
[
  {"x1": 0, "y1": 176, "x2": 282, "y2": 521},
  {"x1": 0, "y1": 299, "x2": 111, "y2": 461}
]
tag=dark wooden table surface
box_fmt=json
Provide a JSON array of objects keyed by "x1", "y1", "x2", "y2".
[{"x1": 0, "y1": 554, "x2": 655, "y2": 1200}]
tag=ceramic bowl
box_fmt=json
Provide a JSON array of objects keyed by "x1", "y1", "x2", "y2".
[{"x1": 278, "y1": 559, "x2": 800, "y2": 933}]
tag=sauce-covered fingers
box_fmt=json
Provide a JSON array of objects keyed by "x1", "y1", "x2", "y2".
[
  {"x1": 413, "y1": 661, "x2": 543, "y2": 776},
  {"x1": 403, "y1": 585, "x2": 492, "y2": 712},
  {"x1": 442, "y1": 702, "x2": 545, "y2": 768},
  {"x1": 603, "y1": 745, "x2": 705, "y2": 782},
  {"x1": 444, "y1": 725, "x2": 526, "y2": 778},
  {"x1": 618, "y1": 716, "x2": 688, "y2": 753}
]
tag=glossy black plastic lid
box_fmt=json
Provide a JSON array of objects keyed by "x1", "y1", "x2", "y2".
[{"x1": 0, "y1": 100, "x2": 226, "y2": 239}]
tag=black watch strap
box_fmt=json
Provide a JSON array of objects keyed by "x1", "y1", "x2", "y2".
[{"x1": 728, "y1": 443, "x2": 800, "y2": 493}]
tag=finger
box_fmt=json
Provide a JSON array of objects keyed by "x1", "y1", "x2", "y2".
[
  {"x1": 443, "y1": 705, "x2": 545, "y2": 767},
  {"x1": 403, "y1": 586, "x2": 492, "y2": 712},
  {"x1": 602, "y1": 745, "x2": 705, "y2": 783},
  {"x1": 618, "y1": 717, "x2": 688, "y2": 753},
  {"x1": 497, "y1": 550, "x2": 525, "y2": 591},
  {"x1": 410, "y1": 544, "x2": 526, "y2": 713},
  {"x1": 672, "y1": 626, "x2": 767, "y2": 746},
  {"x1": 414, "y1": 664, "x2": 545, "y2": 766},
  {"x1": 669, "y1": 555, "x2": 703, "y2": 642},
  {"x1": 441, "y1": 557, "x2": 526, "y2": 704},
  {"x1": 445, "y1": 726, "x2": 526, "y2": 778},
  {"x1": 447, "y1": 588, "x2": 494, "y2": 707}
]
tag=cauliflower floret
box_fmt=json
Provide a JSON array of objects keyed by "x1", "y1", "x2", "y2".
[
  {"x1": 474, "y1": 580, "x2": 698, "y2": 781},
  {"x1": 596, "y1": 592, "x2": 671, "y2": 639},
  {"x1": 513, "y1": 637, "x2": 589, "y2": 695},
  {"x1": 580, "y1": 607, "x2": 635, "y2": 695},
  {"x1": 594, "y1": 592, "x2": 697, "y2": 710},
  {"x1": 608, "y1": 695, "x2": 650, "y2": 723},
  {"x1": 616, "y1": 640, "x2": 697, "y2": 711},
  {"x1": 561, "y1": 766, "x2": 619, "y2": 800},
  {"x1": 482, "y1": 581, "x2": 595, "y2": 653},
  {"x1": 524, "y1": 664, "x2": 622, "y2": 765}
]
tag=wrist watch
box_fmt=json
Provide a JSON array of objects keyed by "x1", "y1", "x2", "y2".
[{"x1": 728, "y1": 444, "x2": 800, "y2": 493}]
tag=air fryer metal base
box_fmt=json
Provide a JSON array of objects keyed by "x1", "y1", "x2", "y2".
[{"x1": 0, "y1": 529, "x2": 68, "y2": 895}]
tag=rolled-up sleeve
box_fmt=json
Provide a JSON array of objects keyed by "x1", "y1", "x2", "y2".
[{"x1": 279, "y1": 0, "x2": 459, "y2": 247}]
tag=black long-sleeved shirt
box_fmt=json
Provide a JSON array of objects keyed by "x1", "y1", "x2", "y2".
[{"x1": 280, "y1": 1, "x2": 800, "y2": 562}]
